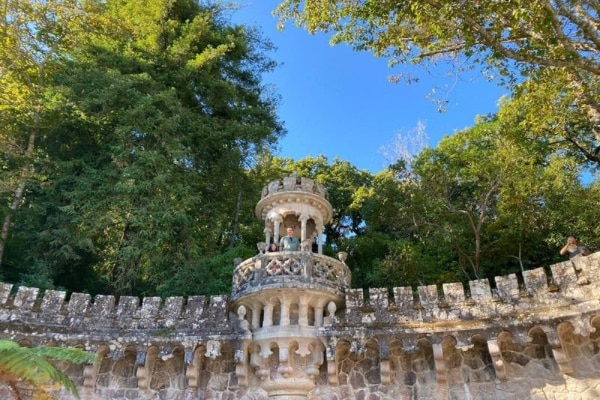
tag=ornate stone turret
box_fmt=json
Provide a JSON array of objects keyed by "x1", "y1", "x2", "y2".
[
  {"x1": 256, "y1": 173, "x2": 332, "y2": 254},
  {"x1": 232, "y1": 175, "x2": 350, "y2": 399}
]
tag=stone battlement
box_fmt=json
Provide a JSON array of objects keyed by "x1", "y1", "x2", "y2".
[
  {"x1": 0, "y1": 284, "x2": 233, "y2": 338},
  {"x1": 345, "y1": 252, "x2": 599, "y2": 320},
  {"x1": 0, "y1": 253, "x2": 597, "y2": 341},
  {"x1": 0, "y1": 253, "x2": 599, "y2": 400}
]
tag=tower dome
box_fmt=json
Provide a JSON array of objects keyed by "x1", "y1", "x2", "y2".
[{"x1": 255, "y1": 173, "x2": 333, "y2": 254}]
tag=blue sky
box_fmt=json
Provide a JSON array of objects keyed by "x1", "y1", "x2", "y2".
[{"x1": 231, "y1": 2, "x2": 509, "y2": 174}]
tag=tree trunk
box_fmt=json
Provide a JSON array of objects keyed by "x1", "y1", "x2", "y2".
[{"x1": 0, "y1": 127, "x2": 37, "y2": 268}]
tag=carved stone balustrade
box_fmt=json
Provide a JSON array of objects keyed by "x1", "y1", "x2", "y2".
[{"x1": 231, "y1": 251, "x2": 351, "y2": 301}]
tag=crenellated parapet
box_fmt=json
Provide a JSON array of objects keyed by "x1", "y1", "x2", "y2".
[
  {"x1": 0, "y1": 253, "x2": 598, "y2": 399},
  {"x1": 0, "y1": 284, "x2": 234, "y2": 339},
  {"x1": 340, "y1": 253, "x2": 600, "y2": 342},
  {"x1": 0, "y1": 254, "x2": 597, "y2": 346}
]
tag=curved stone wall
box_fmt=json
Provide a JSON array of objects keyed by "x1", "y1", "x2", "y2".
[{"x1": 0, "y1": 253, "x2": 599, "y2": 399}]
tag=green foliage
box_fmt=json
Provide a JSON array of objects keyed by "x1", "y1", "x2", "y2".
[
  {"x1": 2, "y1": 0, "x2": 283, "y2": 296},
  {"x1": 2, "y1": 0, "x2": 598, "y2": 300},
  {"x1": 154, "y1": 245, "x2": 256, "y2": 297},
  {"x1": 275, "y1": 0, "x2": 599, "y2": 166},
  {"x1": 0, "y1": 340, "x2": 93, "y2": 399}
]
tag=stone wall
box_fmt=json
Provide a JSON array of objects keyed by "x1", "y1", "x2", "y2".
[{"x1": 0, "y1": 253, "x2": 599, "y2": 399}]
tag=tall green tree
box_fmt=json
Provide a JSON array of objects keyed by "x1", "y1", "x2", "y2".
[
  {"x1": 0, "y1": 0, "x2": 96, "y2": 268},
  {"x1": 406, "y1": 118, "x2": 591, "y2": 281},
  {"x1": 4, "y1": 0, "x2": 284, "y2": 295}
]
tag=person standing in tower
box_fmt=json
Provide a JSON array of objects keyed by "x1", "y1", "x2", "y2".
[{"x1": 279, "y1": 227, "x2": 300, "y2": 251}]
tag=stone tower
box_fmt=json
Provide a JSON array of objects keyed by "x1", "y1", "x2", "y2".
[{"x1": 231, "y1": 174, "x2": 350, "y2": 399}]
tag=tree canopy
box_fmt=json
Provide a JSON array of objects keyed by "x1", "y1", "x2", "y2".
[
  {"x1": 275, "y1": 0, "x2": 600, "y2": 166},
  {"x1": 1, "y1": 0, "x2": 598, "y2": 298},
  {"x1": 1, "y1": 0, "x2": 284, "y2": 295}
]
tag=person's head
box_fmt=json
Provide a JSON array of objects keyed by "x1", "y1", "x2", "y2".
[
  {"x1": 269, "y1": 243, "x2": 278, "y2": 251},
  {"x1": 567, "y1": 235, "x2": 578, "y2": 244},
  {"x1": 286, "y1": 227, "x2": 294, "y2": 236}
]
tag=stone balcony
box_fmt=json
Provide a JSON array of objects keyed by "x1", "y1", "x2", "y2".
[{"x1": 231, "y1": 251, "x2": 351, "y2": 301}]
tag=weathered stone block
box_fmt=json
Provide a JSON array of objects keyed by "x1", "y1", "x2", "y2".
[
  {"x1": 495, "y1": 274, "x2": 519, "y2": 300},
  {"x1": 140, "y1": 297, "x2": 162, "y2": 319},
  {"x1": 393, "y1": 287, "x2": 413, "y2": 309},
  {"x1": 0, "y1": 283, "x2": 13, "y2": 305},
  {"x1": 469, "y1": 279, "x2": 492, "y2": 301},
  {"x1": 13, "y1": 286, "x2": 39, "y2": 310},
  {"x1": 90, "y1": 295, "x2": 115, "y2": 318},
  {"x1": 40, "y1": 290, "x2": 66, "y2": 313},
  {"x1": 345, "y1": 289, "x2": 364, "y2": 310},
  {"x1": 67, "y1": 292, "x2": 91, "y2": 315},
  {"x1": 184, "y1": 296, "x2": 207, "y2": 318},
  {"x1": 116, "y1": 296, "x2": 140, "y2": 317},
  {"x1": 550, "y1": 261, "x2": 577, "y2": 291},
  {"x1": 522, "y1": 268, "x2": 548, "y2": 294},
  {"x1": 418, "y1": 285, "x2": 438, "y2": 306},
  {"x1": 369, "y1": 288, "x2": 389, "y2": 310},
  {"x1": 443, "y1": 282, "x2": 465, "y2": 304},
  {"x1": 162, "y1": 297, "x2": 184, "y2": 320}
]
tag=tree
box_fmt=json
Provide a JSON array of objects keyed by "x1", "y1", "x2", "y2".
[
  {"x1": 0, "y1": 0, "x2": 95, "y2": 268},
  {"x1": 275, "y1": 0, "x2": 599, "y2": 165},
  {"x1": 407, "y1": 115, "x2": 594, "y2": 280},
  {"x1": 0, "y1": 340, "x2": 93, "y2": 399},
  {"x1": 3, "y1": 0, "x2": 284, "y2": 295}
]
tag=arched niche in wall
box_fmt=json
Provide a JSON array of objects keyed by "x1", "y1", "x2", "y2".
[
  {"x1": 526, "y1": 326, "x2": 558, "y2": 374},
  {"x1": 149, "y1": 345, "x2": 185, "y2": 391},
  {"x1": 109, "y1": 345, "x2": 138, "y2": 388},
  {"x1": 411, "y1": 338, "x2": 435, "y2": 387},
  {"x1": 335, "y1": 338, "x2": 381, "y2": 388},
  {"x1": 204, "y1": 342, "x2": 236, "y2": 384},
  {"x1": 95, "y1": 345, "x2": 112, "y2": 389},
  {"x1": 186, "y1": 345, "x2": 206, "y2": 390},
  {"x1": 498, "y1": 328, "x2": 557, "y2": 379},
  {"x1": 558, "y1": 320, "x2": 597, "y2": 377},
  {"x1": 590, "y1": 316, "x2": 600, "y2": 373},
  {"x1": 441, "y1": 336, "x2": 462, "y2": 386},
  {"x1": 460, "y1": 335, "x2": 495, "y2": 383}
]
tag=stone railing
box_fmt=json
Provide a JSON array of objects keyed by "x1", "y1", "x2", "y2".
[{"x1": 231, "y1": 252, "x2": 351, "y2": 300}]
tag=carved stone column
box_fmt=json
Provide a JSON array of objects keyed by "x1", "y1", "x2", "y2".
[
  {"x1": 432, "y1": 343, "x2": 447, "y2": 387},
  {"x1": 316, "y1": 225, "x2": 324, "y2": 254},
  {"x1": 486, "y1": 339, "x2": 507, "y2": 380},
  {"x1": 263, "y1": 303, "x2": 274, "y2": 328},
  {"x1": 300, "y1": 214, "x2": 308, "y2": 242},
  {"x1": 273, "y1": 217, "x2": 282, "y2": 244}
]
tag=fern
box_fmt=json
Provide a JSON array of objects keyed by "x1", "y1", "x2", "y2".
[{"x1": 0, "y1": 340, "x2": 94, "y2": 399}]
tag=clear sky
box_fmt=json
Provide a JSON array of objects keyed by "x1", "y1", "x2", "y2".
[{"x1": 231, "y1": 2, "x2": 509, "y2": 174}]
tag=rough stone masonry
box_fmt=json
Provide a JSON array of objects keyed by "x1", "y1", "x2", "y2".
[{"x1": 0, "y1": 176, "x2": 599, "y2": 399}]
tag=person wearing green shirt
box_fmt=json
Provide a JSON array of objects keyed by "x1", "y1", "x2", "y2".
[{"x1": 279, "y1": 227, "x2": 300, "y2": 251}]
